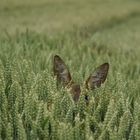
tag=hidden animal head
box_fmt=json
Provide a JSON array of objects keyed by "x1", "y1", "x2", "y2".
[{"x1": 53, "y1": 55, "x2": 109, "y2": 102}]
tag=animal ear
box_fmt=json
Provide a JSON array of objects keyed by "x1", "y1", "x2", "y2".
[
  {"x1": 85, "y1": 63, "x2": 109, "y2": 89},
  {"x1": 53, "y1": 55, "x2": 72, "y2": 87}
]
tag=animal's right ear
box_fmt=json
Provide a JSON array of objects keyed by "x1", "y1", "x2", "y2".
[
  {"x1": 85, "y1": 63, "x2": 109, "y2": 90},
  {"x1": 53, "y1": 55, "x2": 72, "y2": 87}
]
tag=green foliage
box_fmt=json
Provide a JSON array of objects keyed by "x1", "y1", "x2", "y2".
[
  {"x1": 0, "y1": 29, "x2": 139, "y2": 139},
  {"x1": 0, "y1": 0, "x2": 140, "y2": 140}
]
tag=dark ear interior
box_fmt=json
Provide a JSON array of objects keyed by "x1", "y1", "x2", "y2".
[
  {"x1": 53, "y1": 55, "x2": 72, "y2": 87},
  {"x1": 85, "y1": 63, "x2": 109, "y2": 90}
]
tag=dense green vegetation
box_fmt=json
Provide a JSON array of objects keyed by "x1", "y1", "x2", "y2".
[{"x1": 0, "y1": 0, "x2": 140, "y2": 139}]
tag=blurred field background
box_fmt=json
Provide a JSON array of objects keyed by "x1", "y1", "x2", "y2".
[
  {"x1": 0, "y1": 0, "x2": 140, "y2": 139},
  {"x1": 1, "y1": 0, "x2": 140, "y2": 34}
]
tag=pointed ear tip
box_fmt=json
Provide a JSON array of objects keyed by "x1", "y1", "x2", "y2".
[
  {"x1": 54, "y1": 54, "x2": 61, "y2": 60},
  {"x1": 104, "y1": 62, "x2": 109, "y2": 67},
  {"x1": 54, "y1": 54, "x2": 59, "y2": 58}
]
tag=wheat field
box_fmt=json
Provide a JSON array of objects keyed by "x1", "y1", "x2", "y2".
[{"x1": 0, "y1": 0, "x2": 140, "y2": 139}]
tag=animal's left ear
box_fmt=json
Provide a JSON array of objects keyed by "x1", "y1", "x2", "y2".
[
  {"x1": 85, "y1": 63, "x2": 109, "y2": 90},
  {"x1": 53, "y1": 55, "x2": 72, "y2": 87}
]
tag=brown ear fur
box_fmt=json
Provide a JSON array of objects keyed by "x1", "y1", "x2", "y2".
[
  {"x1": 53, "y1": 55, "x2": 109, "y2": 103},
  {"x1": 53, "y1": 55, "x2": 81, "y2": 102},
  {"x1": 53, "y1": 55, "x2": 72, "y2": 87},
  {"x1": 85, "y1": 63, "x2": 109, "y2": 90}
]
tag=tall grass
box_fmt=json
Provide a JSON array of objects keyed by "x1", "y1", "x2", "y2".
[
  {"x1": 0, "y1": 23, "x2": 140, "y2": 139},
  {"x1": 0, "y1": 0, "x2": 140, "y2": 139}
]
